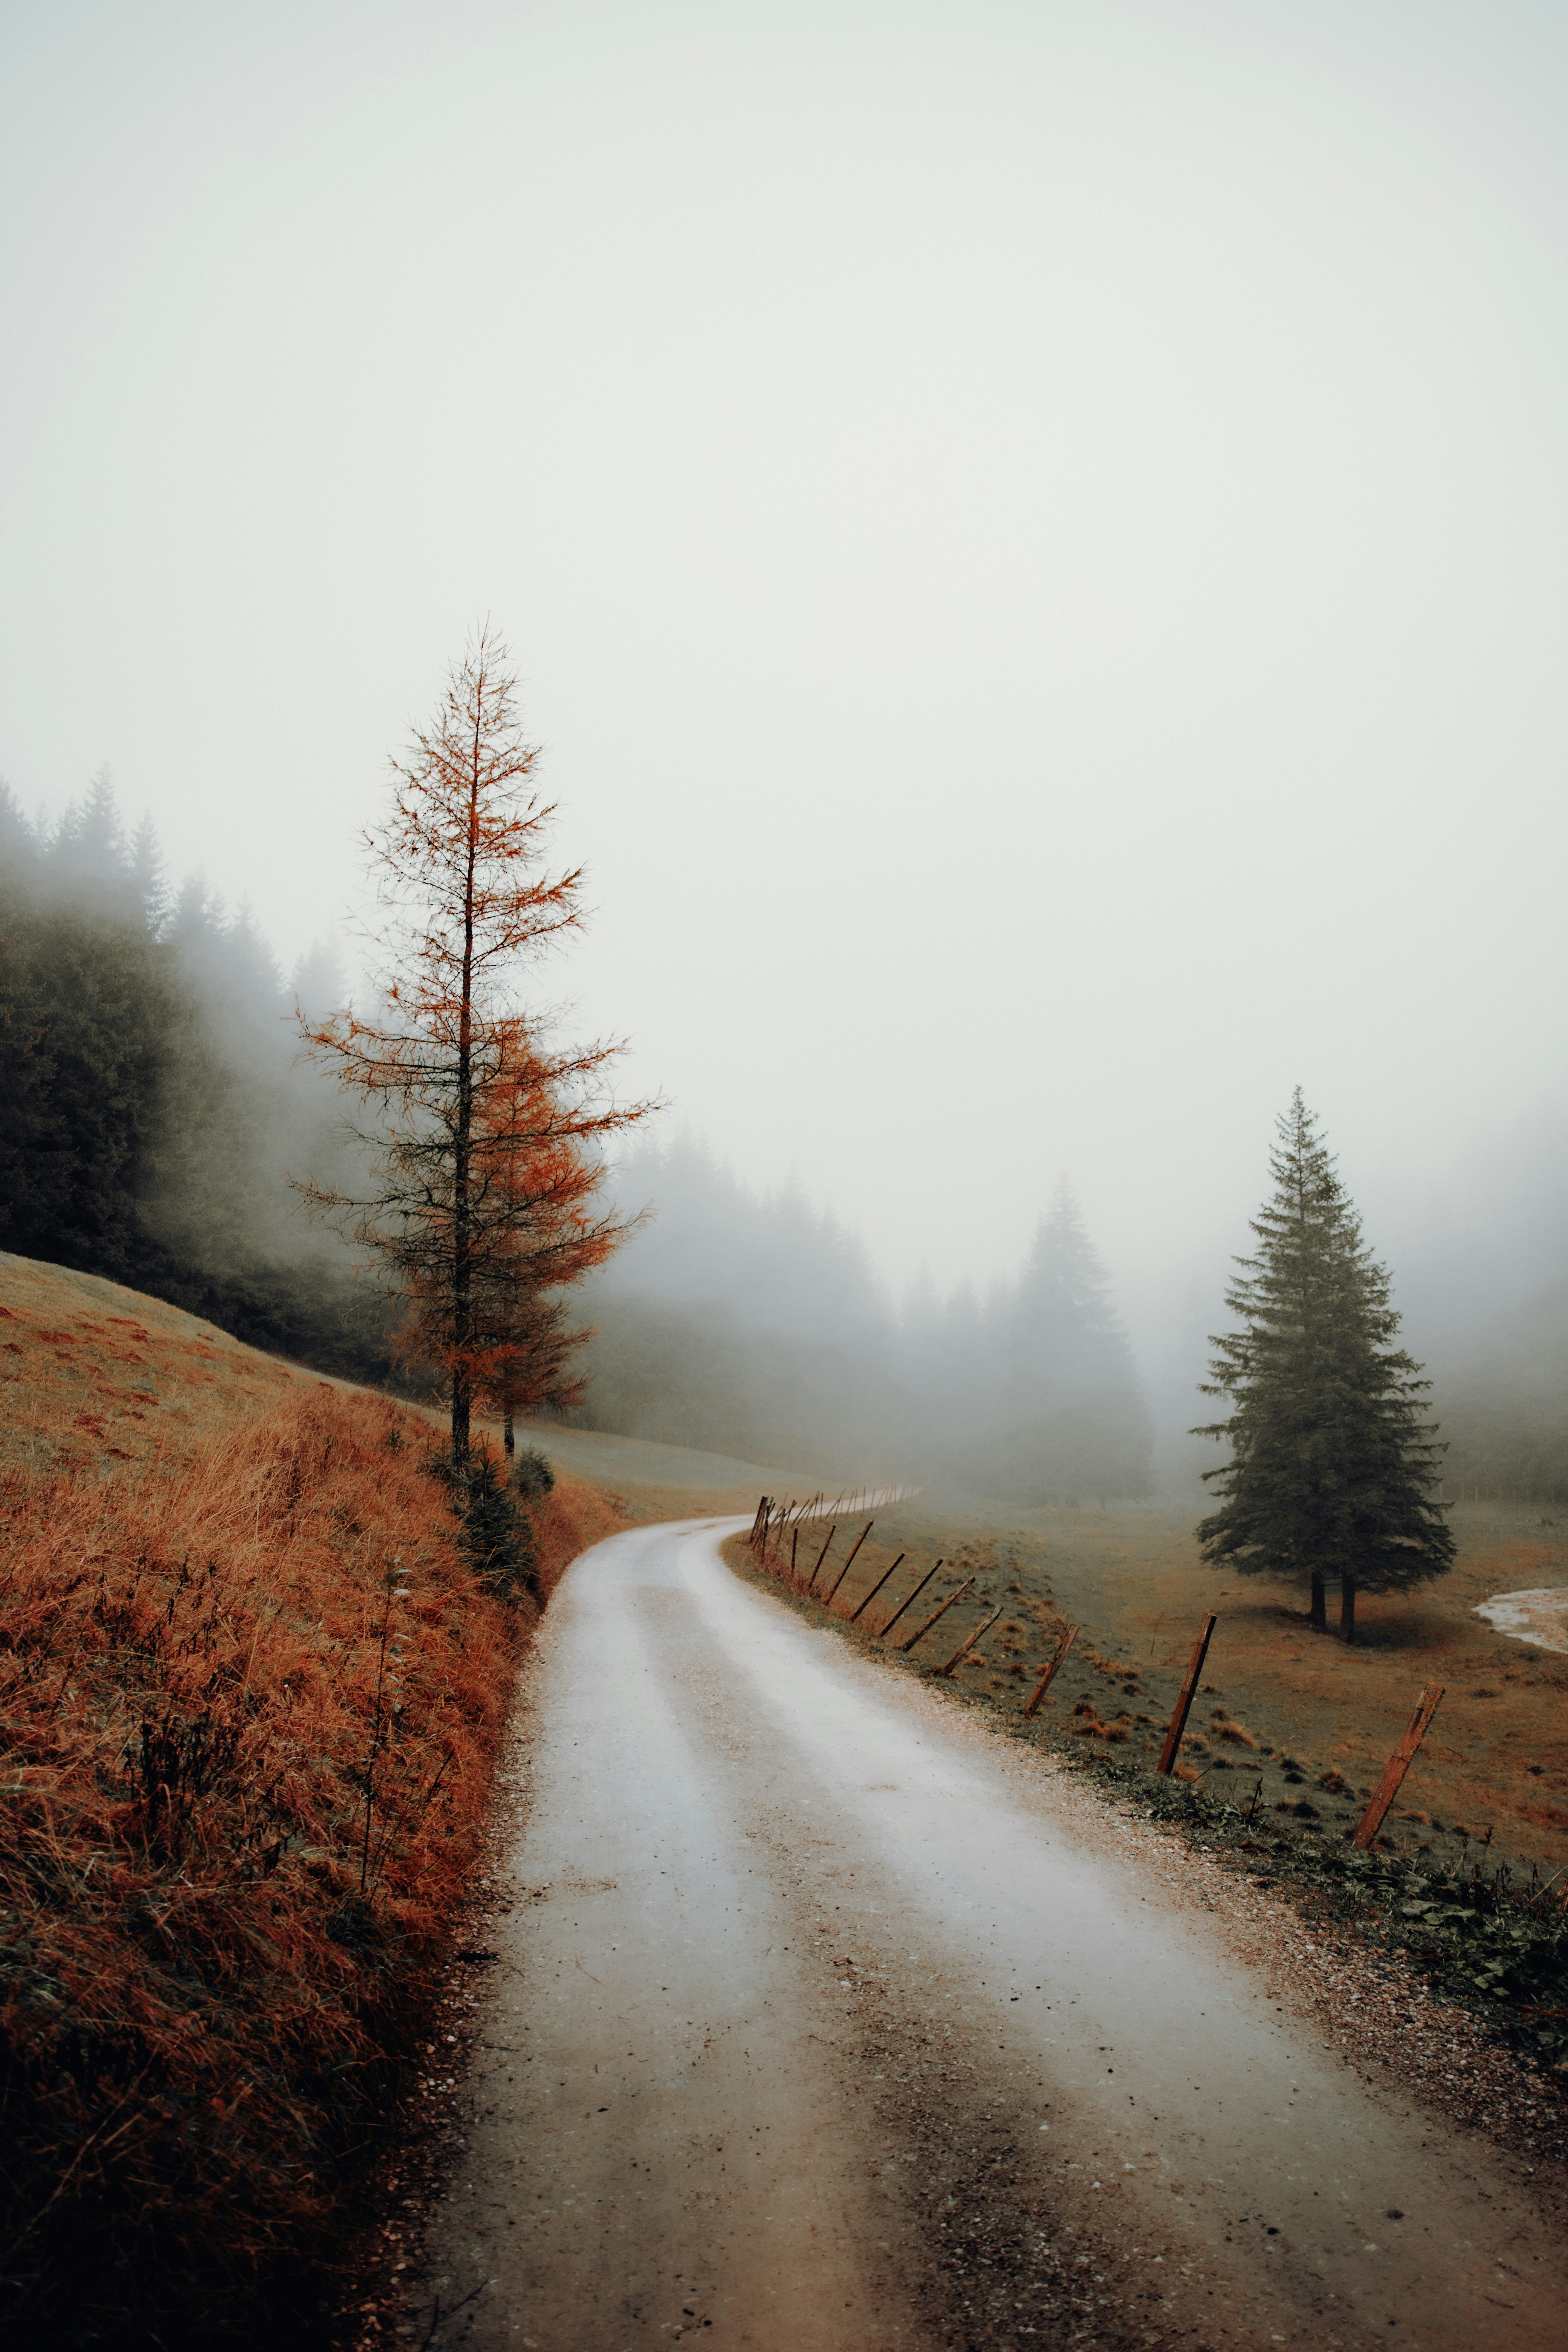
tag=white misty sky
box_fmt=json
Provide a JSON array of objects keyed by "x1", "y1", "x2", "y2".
[{"x1": 3, "y1": 0, "x2": 1566, "y2": 1327}]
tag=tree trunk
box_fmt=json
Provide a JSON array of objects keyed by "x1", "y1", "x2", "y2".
[
  {"x1": 452, "y1": 1365, "x2": 471, "y2": 1466},
  {"x1": 503, "y1": 1410, "x2": 515, "y2": 1457},
  {"x1": 1309, "y1": 1572, "x2": 1327, "y2": 1629},
  {"x1": 1339, "y1": 1574, "x2": 1356, "y2": 1643},
  {"x1": 450, "y1": 755, "x2": 481, "y2": 1466}
]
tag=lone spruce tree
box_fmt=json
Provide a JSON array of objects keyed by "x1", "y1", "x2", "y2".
[{"x1": 1195, "y1": 1091, "x2": 1453, "y2": 1640}]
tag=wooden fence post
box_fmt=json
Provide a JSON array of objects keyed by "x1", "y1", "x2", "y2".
[
  {"x1": 935, "y1": 1605, "x2": 1003, "y2": 1679},
  {"x1": 1023, "y1": 1624, "x2": 1078, "y2": 1717},
  {"x1": 1157, "y1": 1614, "x2": 1218, "y2": 1776},
  {"x1": 808, "y1": 1526, "x2": 837, "y2": 1591},
  {"x1": 824, "y1": 1522, "x2": 874, "y2": 1608},
  {"x1": 899, "y1": 1575, "x2": 975, "y2": 1653},
  {"x1": 849, "y1": 1555, "x2": 905, "y2": 1624},
  {"x1": 877, "y1": 1561, "x2": 943, "y2": 1641},
  {"x1": 1353, "y1": 1688, "x2": 1445, "y2": 1851}
]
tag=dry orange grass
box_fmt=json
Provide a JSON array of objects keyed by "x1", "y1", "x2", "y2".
[
  {"x1": 0, "y1": 1250, "x2": 311, "y2": 1476},
  {"x1": 1008, "y1": 1500, "x2": 1568, "y2": 1867},
  {"x1": 0, "y1": 1258, "x2": 626, "y2": 2342},
  {"x1": 0, "y1": 1391, "x2": 506, "y2": 2335}
]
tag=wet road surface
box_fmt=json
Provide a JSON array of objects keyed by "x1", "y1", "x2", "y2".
[{"x1": 423, "y1": 1517, "x2": 1566, "y2": 2350}]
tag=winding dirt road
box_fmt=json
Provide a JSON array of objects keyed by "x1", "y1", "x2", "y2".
[{"x1": 423, "y1": 1516, "x2": 1565, "y2": 2350}]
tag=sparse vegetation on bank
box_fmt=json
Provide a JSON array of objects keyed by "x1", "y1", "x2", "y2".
[{"x1": 1102, "y1": 1753, "x2": 1568, "y2": 2083}]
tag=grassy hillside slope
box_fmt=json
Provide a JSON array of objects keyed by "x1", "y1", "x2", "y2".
[{"x1": 0, "y1": 1254, "x2": 624, "y2": 2347}]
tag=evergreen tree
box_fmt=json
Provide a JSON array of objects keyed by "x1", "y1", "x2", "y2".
[
  {"x1": 510, "y1": 1446, "x2": 555, "y2": 1501},
  {"x1": 289, "y1": 938, "x2": 347, "y2": 1026},
  {"x1": 970, "y1": 1184, "x2": 1152, "y2": 1503},
  {"x1": 1010, "y1": 1183, "x2": 1139, "y2": 1402},
  {"x1": 48, "y1": 765, "x2": 132, "y2": 902},
  {"x1": 1196, "y1": 1090, "x2": 1454, "y2": 1639},
  {"x1": 455, "y1": 1448, "x2": 538, "y2": 1602},
  {"x1": 0, "y1": 780, "x2": 40, "y2": 878},
  {"x1": 129, "y1": 811, "x2": 170, "y2": 935},
  {"x1": 0, "y1": 848, "x2": 183, "y2": 1279}
]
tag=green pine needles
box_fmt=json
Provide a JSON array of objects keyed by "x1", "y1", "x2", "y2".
[{"x1": 1195, "y1": 1090, "x2": 1454, "y2": 1640}]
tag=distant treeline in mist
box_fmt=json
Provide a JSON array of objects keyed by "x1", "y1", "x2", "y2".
[
  {"x1": 570, "y1": 1142, "x2": 1155, "y2": 1503},
  {"x1": 4, "y1": 775, "x2": 1563, "y2": 1501},
  {"x1": 0, "y1": 774, "x2": 395, "y2": 1376},
  {"x1": 1428, "y1": 1281, "x2": 1568, "y2": 1503}
]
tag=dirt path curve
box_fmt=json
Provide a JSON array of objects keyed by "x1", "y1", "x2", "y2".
[{"x1": 423, "y1": 1517, "x2": 1565, "y2": 2351}]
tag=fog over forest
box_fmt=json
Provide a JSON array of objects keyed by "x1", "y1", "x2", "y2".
[
  {"x1": 573, "y1": 1140, "x2": 1151, "y2": 1499},
  {"x1": 581, "y1": 1124, "x2": 1568, "y2": 1503},
  {"x1": 4, "y1": 765, "x2": 1563, "y2": 1503},
  {"x1": 0, "y1": 775, "x2": 390, "y2": 1374}
]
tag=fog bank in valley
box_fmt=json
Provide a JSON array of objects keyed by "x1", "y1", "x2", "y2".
[
  {"x1": 574, "y1": 1138, "x2": 1147, "y2": 1500},
  {"x1": 578, "y1": 1112, "x2": 1568, "y2": 1508}
]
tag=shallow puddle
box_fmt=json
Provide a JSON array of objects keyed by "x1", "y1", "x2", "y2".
[{"x1": 1474, "y1": 1585, "x2": 1568, "y2": 1652}]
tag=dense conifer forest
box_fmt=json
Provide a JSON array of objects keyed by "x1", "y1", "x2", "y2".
[{"x1": 0, "y1": 774, "x2": 397, "y2": 1378}]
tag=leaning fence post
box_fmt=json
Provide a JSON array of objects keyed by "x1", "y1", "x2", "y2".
[
  {"x1": 849, "y1": 1555, "x2": 905, "y2": 1624},
  {"x1": 877, "y1": 1561, "x2": 942, "y2": 1641},
  {"x1": 825, "y1": 1521, "x2": 874, "y2": 1607},
  {"x1": 1157, "y1": 1614, "x2": 1218, "y2": 1775},
  {"x1": 1354, "y1": 1687, "x2": 1445, "y2": 1850},
  {"x1": 1023, "y1": 1623, "x2": 1079, "y2": 1717},
  {"x1": 808, "y1": 1526, "x2": 837, "y2": 1591},
  {"x1": 899, "y1": 1575, "x2": 975, "y2": 1653},
  {"x1": 935, "y1": 1604, "x2": 1003, "y2": 1679}
]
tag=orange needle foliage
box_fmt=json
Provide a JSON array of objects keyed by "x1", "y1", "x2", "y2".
[{"x1": 299, "y1": 630, "x2": 653, "y2": 1461}]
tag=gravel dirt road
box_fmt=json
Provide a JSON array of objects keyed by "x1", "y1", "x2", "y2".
[{"x1": 421, "y1": 1516, "x2": 1566, "y2": 2350}]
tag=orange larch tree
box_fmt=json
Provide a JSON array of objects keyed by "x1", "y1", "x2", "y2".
[{"x1": 300, "y1": 629, "x2": 652, "y2": 1464}]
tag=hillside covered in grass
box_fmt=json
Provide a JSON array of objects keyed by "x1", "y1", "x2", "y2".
[{"x1": 0, "y1": 1254, "x2": 623, "y2": 2347}]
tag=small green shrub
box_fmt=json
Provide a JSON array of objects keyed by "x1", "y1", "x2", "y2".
[
  {"x1": 511, "y1": 1447, "x2": 555, "y2": 1502},
  {"x1": 458, "y1": 1452, "x2": 537, "y2": 1602}
]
